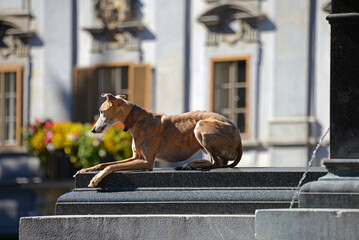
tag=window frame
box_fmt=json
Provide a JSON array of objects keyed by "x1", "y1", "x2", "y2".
[
  {"x1": 93, "y1": 62, "x2": 151, "y2": 109},
  {"x1": 0, "y1": 65, "x2": 23, "y2": 148},
  {"x1": 94, "y1": 62, "x2": 134, "y2": 101},
  {"x1": 210, "y1": 56, "x2": 250, "y2": 139},
  {"x1": 73, "y1": 62, "x2": 151, "y2": 123}
]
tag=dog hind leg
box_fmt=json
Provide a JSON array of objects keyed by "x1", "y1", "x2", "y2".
[
  {"x1": 179, "y1": 159, "x2": 213, "y2": 170},
  {"x1": 193, "y1": 119, "x2": 240, "y2": 168}
]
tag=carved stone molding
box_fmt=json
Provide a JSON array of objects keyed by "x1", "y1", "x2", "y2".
[
  {"x1": 84, "y1": 0, "x2": 143, "y2": 53},
  {"x1": 0, "y1": 9, "x2": 33, "y2": 58},
  {"x1": 198, "y1": 1, "x2": 264, "y2": 45},
  {"x1": 323, "y1": 2, "x2": 331, "y2": 13}
]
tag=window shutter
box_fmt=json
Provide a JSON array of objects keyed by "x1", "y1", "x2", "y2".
[
  {"x1": 0, "y1": 65, "x2": 22, "y2": 147},
  {"x1": 131, "y1": 64, "x2": 151, "y2": 110},
  {"x1": 73, "y1": 67, "x2": 98, "y2": 123}
]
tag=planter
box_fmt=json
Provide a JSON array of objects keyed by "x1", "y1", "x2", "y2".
[{"x1": 44, "y1": 151, "x2": 76, "y2": 180}]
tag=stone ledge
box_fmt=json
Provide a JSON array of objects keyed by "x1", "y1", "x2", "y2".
[
  {"x1": 75, "y1": 167, "x2": 327, "y2": 189},
  {"x1": 20, "y1": 215, "x2": 255, "y2": 240},
  {"x1": 255, "y1": 209, "x2": 359, "y2": 240},
  {"x1": 56, "y1": 201, "x2": 291, "y2": 215}
]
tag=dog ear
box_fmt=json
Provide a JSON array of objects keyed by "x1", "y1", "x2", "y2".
[
  {"x1": 115, "y1": 95, "x2": 127, "y2": 99},
  {"x1": 101, "y1": 93, "x2": 119, "y2": 106},
  {"x1": 101, "y1": 93, "x2": 115, "y2": 99}
]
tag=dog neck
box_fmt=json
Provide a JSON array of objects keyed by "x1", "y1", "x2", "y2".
[{"x1": 123, "y1": 105, "x2": 144, "y2": 132}]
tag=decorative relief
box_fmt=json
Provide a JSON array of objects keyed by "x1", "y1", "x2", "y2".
[
  {"x1": 84, "y1": 0, "x2": 143, "y2": 52},
  {"x1": 198, "y1": 0, "x2": 264, "y2": 46},
  {"x1": 95, "y1": 0, "x2": 132, "y2": 28},
  {"x1": 0, "y1": 10, "x2": 33, "y2": 58},
  {"x1": 322, "y1": 2, "x2": 331, "y2": 13}
]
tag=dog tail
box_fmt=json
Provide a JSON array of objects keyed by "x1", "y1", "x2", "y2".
[{"x1": 226, "y1": 142, "x2": 243, "y2": 168}]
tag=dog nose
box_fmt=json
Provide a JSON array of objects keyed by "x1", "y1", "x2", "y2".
[{"x1": 92, "y1": 127, "x2": 96, "y2": 133}]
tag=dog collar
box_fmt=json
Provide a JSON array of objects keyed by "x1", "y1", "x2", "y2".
[{"x1": 123, "y1": 105, "x2": 144, "y2": 132}]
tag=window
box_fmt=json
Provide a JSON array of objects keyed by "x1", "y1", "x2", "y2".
[
  {"x1": 211, "y1": 57, "x2": 249, "y2": 138},
  {"x1": 0, "y1": 65, "x2": 23, "y2": 147},
  {"x1": 98, "y1": 66, "x2": 129, "y2": 109},
  {"x1": 73, "y1": 63, "x2": 151, "y2": 123}
]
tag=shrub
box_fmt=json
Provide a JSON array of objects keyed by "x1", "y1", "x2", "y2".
[{"x1": 24, "y1": 120, "x2": 132, "y2": 170}]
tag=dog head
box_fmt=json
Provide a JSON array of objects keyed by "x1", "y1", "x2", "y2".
[{"x1": 92, "y1": 93, "x2": 128, "y2": 133}]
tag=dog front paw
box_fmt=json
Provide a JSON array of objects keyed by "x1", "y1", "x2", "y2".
[
  {"x1": 73, "y1": 169, "x2": 87, "y2": 178},
  {"x1": 73, "y1": 167, "x2": 97, "y2": 178},
  {"x1": 88, "y1": 176, "x2": 100, "y2": 187}
]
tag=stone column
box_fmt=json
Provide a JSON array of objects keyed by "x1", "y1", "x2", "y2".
[
  {"x1": 255, "y1": 1, "x2": 359, "y2": 238},
  {"x1": 299, "y1": 0, "x2": 359, "y2": 208}
]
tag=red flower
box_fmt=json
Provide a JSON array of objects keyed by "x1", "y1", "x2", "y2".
[
  {"x1": 43, "y1": 136, "x2": 51, "y2": 144},
  {"x1": 74, "y1": 132, "x2": 80, "y2": 140},
  {"x1": 45, "y1": 120, "x2": 53, "y2": 128}
]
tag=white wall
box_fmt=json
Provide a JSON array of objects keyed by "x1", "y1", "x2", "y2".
[
  {"x1": 77, "y1": 0, "x2": 93, "y2": 67},
  {"x1": 29, "y1": 0, "x2": 73, "y2": 122},
  {"x1": 190, "y1": 0, "x2": 207, "y2": 112},
  {"x1": 154, "y1": 0, "x2": 186, "y2": 115},
  {"x1": 315, "y1": 0, "x2": 330, "y2": 136}
]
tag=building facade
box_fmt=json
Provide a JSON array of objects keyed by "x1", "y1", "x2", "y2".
[{"x1": 0, "y1": 0, "x2": 331, "y2": 168}]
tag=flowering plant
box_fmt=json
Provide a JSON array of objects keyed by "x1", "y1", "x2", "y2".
[{"x1": 24, "y1": 119, "x2": 132, "y2": 170}]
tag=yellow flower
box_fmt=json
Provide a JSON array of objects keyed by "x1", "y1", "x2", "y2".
[
  {"x1": 52, "y1": 132, "x2": 65, "y2": 149},
  {"x1": 103, "y1": 126, "x2": 132, "y2": 159},
  {"x1": 70, "y1": 156, "x2": 77, "y2": 163},
  {"x1": 31, "y1": 131, "x2": 46, "y2": 153},
  {"x1": 64, "y1": 147, "x2": 71, "y2": 154},
  {"x1": 104, "y1": 131, "x2": 116, "y2": 154}
]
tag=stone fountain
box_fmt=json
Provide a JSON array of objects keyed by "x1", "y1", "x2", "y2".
[{"x1": 255, "y1": 1, "x2": 359, "y2": 239}]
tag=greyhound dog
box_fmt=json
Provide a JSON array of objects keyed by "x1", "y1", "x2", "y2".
[{"x1": 75, "y1": 93, "x2": 243, "y2": 187}]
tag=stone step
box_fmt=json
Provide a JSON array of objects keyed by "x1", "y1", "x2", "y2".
[
  {"x1": 56, "y1": 168, "x2": 327, "y2": 215},
  {"x1": 56, "y1": 202, "x2": 293, "y2": 215},
  {"x1": 255, "y1": 209, "x2": 359, "y2": 240},
  {"x1": 20, "y1": 214, "x2": 255, "y2": 240},
  {"x1": 75, "y1": 167, "x2": 327, "y2": 188}
]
